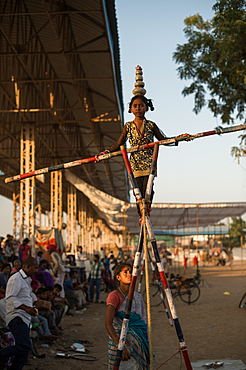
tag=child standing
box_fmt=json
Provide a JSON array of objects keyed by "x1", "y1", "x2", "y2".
[
  {"x1": 97, "y1": 66, "x2": 166, "y2": 216},
  {"x1": 105, "y1": 263, "x2": 150, "y2": 369}
]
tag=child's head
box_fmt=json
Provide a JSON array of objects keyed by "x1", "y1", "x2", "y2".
[
  {"x1": 53, "y1": 283, "x2": 62, "y2": 296},
  {"x1": 36, "y1": 287, "x2": 47, "y2": 300},
  {"x1": 128, "y1": 95, "x2": 154, "y2": 114},
  {"x1": 39, "y1": 259, "x2": 48, "y2": 270},
  {"x1": 114, "y1": 263, "x2": 132, "y2": 286},
  {"x1": 1, "y1": 263, "x2": 11, "y2": 275},
  {"x1": 69, "y1": 270, "x2": 77, "y2": 278},
  {"x1": 44, "y1": 286, "x2": 54, "y2": 299}
]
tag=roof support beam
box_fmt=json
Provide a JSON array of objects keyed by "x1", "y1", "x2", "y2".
[{"x1": 42, "y1": 0, "x2": 116, "y2": 196}]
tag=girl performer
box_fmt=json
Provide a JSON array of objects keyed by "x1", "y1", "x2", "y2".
[
  {"x1": 105, "y1": 263, "x2": 150, "y2": 369},
  {"x1": 97, "y1": 66, "x2": 166, "y2": 216}
]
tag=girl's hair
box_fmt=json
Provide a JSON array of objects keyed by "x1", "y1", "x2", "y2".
[
  {"x1": 114, "y1": 263, "x2": 132, "y2": 283},
  {"x1": 128, "y1": 95, "x2": 155, "y2": 113}
]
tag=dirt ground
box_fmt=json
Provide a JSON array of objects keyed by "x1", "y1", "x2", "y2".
[{"x1": 24, "y1": 260, "x2": 246, "y2": 370}]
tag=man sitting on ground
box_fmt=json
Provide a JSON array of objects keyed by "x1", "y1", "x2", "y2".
[{"x1": 0, "y1": 257, "x2": 39, "y2": 370}]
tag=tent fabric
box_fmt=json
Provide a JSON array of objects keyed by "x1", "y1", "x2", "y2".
[
  {"x1": 65, "y1": 171, "x2": 127, "y2": 231},
  {"x1": 65, "y1": 170, "x2": 246, "y2": 234},
  {"x1": 126, "y1": 203, "x2": 246, "y2": 234},
  {"x1": 35, "y1": 227, "x2": 64, "y2": 252}
]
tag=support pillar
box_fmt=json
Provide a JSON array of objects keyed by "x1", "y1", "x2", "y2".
[
  {"x1": 51, "y1": 171, "x2": 63, "y2": 229},
  {"x1": 13, "y1": 188, "x2": 20, "y2": 241},
  {"x1": 67, "y1": 183, "x2": 77, "y2": 254},
  {"x1": 78, "y1": 194, "x2": 86, "y2": 249},
  {"x1": 19, "y1": 124, "x2": 35, "y2": 252}
]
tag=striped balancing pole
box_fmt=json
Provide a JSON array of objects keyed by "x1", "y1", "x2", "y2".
[
  {"x1": 145, "y1": 143, "x2": 159, "y2": 203},
  {"x1": 143, "y1": 142, "x2": 173, "y2": 326},
  {"x1": 120, "y1": 143, "x2": 193, "y2": 370},
  {"x1": 146, "y1": 247, "x2": 173, "y2": 327},
  {"x1": 113, "y1": 222, "x2": 144, "y2": 370},
  {"x1": 5, "y1": 124, "x2": 245, "y2": 184},
  {"x1": 138, "y1": 142, "x2": 159, "y2": 293},
  {"x1": 113, "y1": 145, "x2": 145, "y2": 370},
  {"x1": 142, "y1": 199, "x2": 154, "y2": 370},
  {"x1": 137, "y1": 257, "x2": 145, "y2": 293},
  {"x1": 145, "y1": 216, "x2": 193, "y2": 370}
]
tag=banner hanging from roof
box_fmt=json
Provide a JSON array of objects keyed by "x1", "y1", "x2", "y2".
[{"x1": 65, "y1": 170, "x2": 129, "y2": 232}]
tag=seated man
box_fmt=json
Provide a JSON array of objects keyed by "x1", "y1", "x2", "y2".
[
  {"x1": 64, "y1": 271, "x2": 82, "y2": 315},
  {"x1": 52, "y1": 284, "x2": 69, "y2": 328},
  {"x1": 35, "y1": 287, "x2": 60, "y2": 336},
  {"x1": 71, "y1": 270, "x2": 88, "y2": 307},
  {"x1": 10, "y1": 260, "x2": 21, "y2": 276}
]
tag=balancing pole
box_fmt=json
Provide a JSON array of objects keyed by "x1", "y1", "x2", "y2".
[
  {"x1": 5, "y1": 124, "x2": 246, "y2": 184},
  {"x1": 113, "y1": 145, "x2": 145, "y2": 370},
  {"x1": 146, "y1": 215, "x2": 193, "y2": 370},
  {"x1": 142, "y1": 199, "x2": 154, "y2": 370},
  {"x1": 121, "y1": 144, "x2": 193, "y2": 370},
  {"x1": 146, "y1": 246, "x2": 173, "y2": 327},
  {"x1": 144, "y1": 143, "x2": 173, "y2": 326},
  {"x1": 137, "y1": 257, "x2": 145, "y2": 293},
  {"x1": 113, "y1": 223, "x2": 144, "y2": 370}
]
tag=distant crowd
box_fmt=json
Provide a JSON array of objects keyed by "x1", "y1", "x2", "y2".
[{"x1": 0, "y1": 234, "x2": 133, "y2": 369}]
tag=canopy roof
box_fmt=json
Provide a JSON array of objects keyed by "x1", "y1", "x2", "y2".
[
  {"x1": 126, "y1": 202, "x2": 246, "y2": 234},
  {"x1": 66, "y1": 171, "x2": 246, "y2": 234},
  {"x1": 0, "y1": 0, "x2": 129, "y2": 211}
]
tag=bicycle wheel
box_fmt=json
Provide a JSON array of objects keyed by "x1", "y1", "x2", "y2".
[
  {"x1": 143, "y1": 282, "x2": 163, "y2": 307},
  {"x1": 239, "y1": 293, "x2": 246, "y2": 308},
  {"x1": 178, "y1": 279, "x2": 200, "y2": 304}
]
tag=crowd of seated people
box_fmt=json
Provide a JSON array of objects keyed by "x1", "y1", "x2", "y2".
[
  {"x1": 0, "y1": 235, "x2": 93, "y2": 368},
  {"x1": 0, "y1": 236, "x2": 132, "y2": 368}
]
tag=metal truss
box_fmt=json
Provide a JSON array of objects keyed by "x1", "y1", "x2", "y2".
[
  {"x1": 19, "y1": 124, "x2": 35, "y2": 244},
  {"x1": 0, "y1": 0, "x2": 128, "y2": 248},
  {"x1": 51, "y1": 170, "x2": 63, "y2": 229},
  {"x1": 66, "y1": 182, "x2": 77, "y2": 252}
]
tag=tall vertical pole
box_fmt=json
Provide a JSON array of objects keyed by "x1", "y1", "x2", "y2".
[
  {"x1": 51, "y1": 171, "x2": 63, "y2": 230},
  {"x1": 20, "y1": 124, "x2": 35, "y2": 253},
  {"x1": 146, "y1": 217, "x2": 193, "y2": 370},
  {"x1": 13, "y1": 189, "x2": 20, "y2": 241},
  {"x1": 67, "y1": 183, "x2": 77, "y2": 253},
  {"x1": 118, "y1": 144, "x2": 193, "y2": 370}
]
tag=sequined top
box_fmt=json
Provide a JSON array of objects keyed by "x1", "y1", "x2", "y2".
[{"x1": 108, "y1": 119, "x2": 165, "y2": 178}]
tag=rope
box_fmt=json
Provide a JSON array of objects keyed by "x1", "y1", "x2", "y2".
[
  {"x1": 142, "y1": 200, "x2": 153, "y2": 370},
  {"x1": 155, "y1": 348, "x2": 182, "y2": 370}
]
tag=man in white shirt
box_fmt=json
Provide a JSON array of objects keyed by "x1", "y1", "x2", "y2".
[
  {"x1": 76, "y1": 246, "x2": 86, "y2": 283},
  {"x1": 0, "y1": 256, "x2": 39, "y2": 370}
]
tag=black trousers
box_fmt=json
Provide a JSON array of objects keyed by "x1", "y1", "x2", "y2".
[
  {"x1": 0, "y1": 317, "x2": 32, "y2": 370},
  {"x1": 135, "y1": 176, "x2": 154, "y2": 216}
]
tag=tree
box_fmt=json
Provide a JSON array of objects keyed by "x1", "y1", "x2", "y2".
[
  {"x1": 229, "y1": 216, "x2": 246, "y2": 247},
  {"x1": 173, "y1": 0, "x2": 246, "y2": 160}
]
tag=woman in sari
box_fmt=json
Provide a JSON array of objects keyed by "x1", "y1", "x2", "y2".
[{"x1": 105, "y1": 263, "x2": 150, "y2": 370}]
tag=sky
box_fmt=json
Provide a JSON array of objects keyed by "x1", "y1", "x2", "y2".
[
  {"x1": 0, "y1": 0, "x2": 245, "y2": 236},
  {"x1": 115, "y1": 0, "x2": 246, "y2": 205}
]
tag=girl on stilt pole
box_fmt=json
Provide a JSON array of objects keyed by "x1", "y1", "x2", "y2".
[
  {"x1": 105, "y1": 263, "x2": 150, "y2": 370},
  {"x1": 96, "y1": 65, "x2": 166, "y2": 216}
]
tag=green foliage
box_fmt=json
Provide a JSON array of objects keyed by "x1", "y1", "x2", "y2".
[
  {"x1": 229, "y1": 216, "x2": 246, "y2": 247},
  {"x1": 173, "y1": 0, "x2": 246, "y2": 159}
]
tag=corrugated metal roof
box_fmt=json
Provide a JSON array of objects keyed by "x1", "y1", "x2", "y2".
[
  {"x1": 0, "y1": 0, "x2": 129, "y2": 212},
  {"x1": 126, "y1": 202, "x2": 246, "y2": 234}
]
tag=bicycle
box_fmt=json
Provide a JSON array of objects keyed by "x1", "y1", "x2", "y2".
[
  {"x1": 143, "y1": 277, "x2": 200, "y2": 306},
  {"x1": 239, "y1": 292, "x2": 246, "y2": 308}
]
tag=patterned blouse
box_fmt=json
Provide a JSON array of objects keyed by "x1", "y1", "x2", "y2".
[{"x1": 108, "y1": 119, "x2": 165, "y2": 178}]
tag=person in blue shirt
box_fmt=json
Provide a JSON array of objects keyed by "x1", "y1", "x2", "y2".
[{"x1": 64, "y1": 270, "x2": 82, "y2": 315}]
